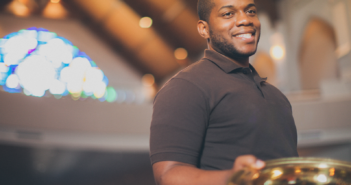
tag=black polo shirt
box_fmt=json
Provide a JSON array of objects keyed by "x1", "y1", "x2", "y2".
[{"x1": 150, "y1": 49, "x2": 298, "y2": 170}]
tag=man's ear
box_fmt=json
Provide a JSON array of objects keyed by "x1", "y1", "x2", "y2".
[{"x1": 197, "y1": 20, "x2": 210, "y2": 40}]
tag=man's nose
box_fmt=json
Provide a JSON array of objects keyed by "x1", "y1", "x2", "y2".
[{"x1": 236, "y1": 12, "x2": 252, "y2": 26}]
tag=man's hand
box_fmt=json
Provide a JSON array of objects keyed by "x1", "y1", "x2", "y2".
[
  {"x1": 232, "y1": 155, "x2": 265, "y2": 172},
  {"x1": 152, "y1": 155, "x2": 265, "y2": 185}
]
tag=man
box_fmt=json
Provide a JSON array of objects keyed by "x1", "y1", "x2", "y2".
[{"x1": 149, "y1": 0, "x2": 298, "y2": 184}]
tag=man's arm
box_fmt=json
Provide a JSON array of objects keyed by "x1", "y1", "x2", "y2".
[{"x1": 152, "y1": 155, "x2": 265, "y2": 185}]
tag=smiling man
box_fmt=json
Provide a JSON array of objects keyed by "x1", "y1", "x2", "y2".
[{"x1": 149, "y1": 0, "x2": 298, "y2": 184}]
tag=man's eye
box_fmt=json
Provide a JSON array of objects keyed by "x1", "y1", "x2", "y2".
[
  {"x1": 247, "y1": 10, "x2": 257, "y2": 14},
  {"x1": 223, "y1": 12, "x2": 233, "y2": 17}
]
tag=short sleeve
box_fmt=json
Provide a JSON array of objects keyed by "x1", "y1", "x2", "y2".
[{"x1": 149, "y1": 78, "x2": 209, "y2": 166}]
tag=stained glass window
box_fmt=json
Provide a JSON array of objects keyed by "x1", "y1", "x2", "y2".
[{"x1": 0, "y1": 27, "x2": 119, "y2": 103}]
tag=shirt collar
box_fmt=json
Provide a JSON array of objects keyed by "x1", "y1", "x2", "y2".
[
  {"x1": 204, "y1": 49, "x2": 242, "y2": 73},
  {"x1": 204, "y1": 49, "x2": 267, "y2": 83}
]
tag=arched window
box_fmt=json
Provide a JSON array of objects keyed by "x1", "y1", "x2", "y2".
[
  {"x1": 299, "y1": 18, "x2": 339, "y2": 90},
  {"x1": 0, "y1": 27, "x2": 117, "y2": 102}
]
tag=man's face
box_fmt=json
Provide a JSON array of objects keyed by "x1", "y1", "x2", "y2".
[{"x1": 207, "y1": 0, "x2": 261, "y2": 59}]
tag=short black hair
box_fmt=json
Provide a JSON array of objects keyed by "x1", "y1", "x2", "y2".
[{"x1": 197, "y1": 0, "x2": 215, "y2": 22}]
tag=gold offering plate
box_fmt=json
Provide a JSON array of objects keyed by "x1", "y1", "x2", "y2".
[{"x1": 228, "y1": 157, "x2": 351, "y2": 185}]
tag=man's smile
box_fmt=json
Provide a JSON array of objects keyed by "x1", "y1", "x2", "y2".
[
  {"x1": 235, "y1": 33, "x2": 252, "y2": 38},
  {"x1": 232, "y1": 29, "x2": 256, "y2": 42},
  {"x1": 233, "y1": 32, "x2": 255, "y2": 43}
]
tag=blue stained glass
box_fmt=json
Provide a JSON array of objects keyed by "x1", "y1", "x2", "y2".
[
  {"x1": 61, "y1": 90, "x2": 69, "y2": 96},
  {"x1": 71, "y1": 46, "x2": 79, "y2": 58},
  {"x1": 62, "y1": 62, "x2": 70, "y2": 68},
  {"x1": 9, "y1": 65, "x2": 17, "y2": 73},
  {"x1": 57, "y1": 36, "x2": 72, "y2": 45},
  {"x1": 84, "y1": 91, "x2": 93, "y2": 96},
  {"x1": 38, "y1": 31, "x2": 57, "y2": 42},
  {"x1": 37, "y1": 27, "x2": 49, "y2": 32},
  {"x1": 37, "y1": 41, "x2": 47, "y2": 45},
  {"x1": 4, "y1": 32, "x2": 18, "y2": 39},
  {"x1": 0, "y1": 39, "x2": 7, "y2": 47},
  {"x1": 103, "y1": 75, "x2": 109, "y2": 86},
  {"x1": 27, "y1": 27, "x2": 39, "y2": 31},
  {"x1": 28, "y1": 48, "x2": 36, "y2": 55},
  {"x1": 90, "y1": 61, "x2": 97, "y2": 67},
  {"x1": 98, "y1": 96, "x2": 106, "y2": 102},
  {"x1": 19, "y1": 29, "x2": 38, "y2": 39},
  {"x1": 0, "y1": 73, "x2": 8, "y2": 85},
  {"x1": 3, "y1": 85, "x2": 21, "y2": 93},
  {"x1": 77, "y1": 51, "x2": 92, "y2": 61},
  {"x1": 0, "y1": 27, "x2": 121, "y2": 103}
]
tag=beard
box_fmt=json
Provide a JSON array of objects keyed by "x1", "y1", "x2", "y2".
[{"x1": 209, "y1": 28, "x2": 258, "y2": 60}]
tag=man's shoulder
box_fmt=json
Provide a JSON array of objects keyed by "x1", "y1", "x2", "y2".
[
  {"x1": 156, "y1": 58, "x2": 219, "y2": 97},
  {"x1": 172, "y1": 57, "x2": 221, "y2": 82}
]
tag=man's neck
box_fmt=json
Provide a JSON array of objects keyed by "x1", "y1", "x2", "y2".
[{"x1": 209, "y1": 48, "x2": 250, "y2": 68}]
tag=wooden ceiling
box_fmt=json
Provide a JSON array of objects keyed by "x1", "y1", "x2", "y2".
[{"x1": 0, "y1": 0, "x2": 280, "y2": 83}]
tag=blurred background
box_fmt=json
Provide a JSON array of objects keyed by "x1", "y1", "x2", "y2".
[{"x1": 0, "y1": 0, "x2": 350, "y2": 184}]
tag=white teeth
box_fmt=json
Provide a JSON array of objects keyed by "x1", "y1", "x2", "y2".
[{"x1": 236, "y1": 33, "x2": 252, "y2": 38}]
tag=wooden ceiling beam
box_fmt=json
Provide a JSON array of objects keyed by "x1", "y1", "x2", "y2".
[
  {"x1": 64, "y1": 0, "x2": 181, "y2": 81},
  {"x1": 124, "y1": 0, "x2": 207, "y2": 60}
]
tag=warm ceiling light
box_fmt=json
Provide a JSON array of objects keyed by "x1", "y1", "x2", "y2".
[
  {"x1": 174, "y1": 48, "x2": 188, "y2": 60},
  {"x1": 51, "y1": 0, "x2": 60, "y2": 3},
  {"x1": 42, "y1": 0, "x2": 68, "y2": 19},
  {"x1": 270, "y1": 45, "x2": 285, "y2": 60},
  {"x1": 142, "y1": 74, "x2": 155, "y2": 87},
  {"x1": 6, "y1": 1, "x2": 30, "y2": 17},
  {"x1": 139, "y1": 17, "x2": 153, "y2": 28}
]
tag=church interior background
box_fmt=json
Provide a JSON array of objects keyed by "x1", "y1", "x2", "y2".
[{"x1": 0, "y1": 0, "x2": 351, "y2": 184}]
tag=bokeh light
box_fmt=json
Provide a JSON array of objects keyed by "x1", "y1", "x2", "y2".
[
  {"x1": 93, "y1": 82, "x2": 107, "y2": 99},
  {"x1": 270, "y1": 45, "x2": 285, "y2": 60},
  {"x1": 0, "y1": 27, "x2": 123, "y2": 102},
  {"x1": 116, "y1": 90, "x2": 126, "y2": 103},
  {"x1": 6, "y1": 0, "x2": 31, "y2": 17},
  {"x1": 49, "y1": 79, "x2": 66, "y2": 95},
  {"x1": 139, "y1": 17, "x2": 153, "y2": 28},
  {"x1": 105, "y1": 87, "x2": 117, "y2": 102},
  {"x1": 142, "y1": 74, "x2": 155, "y2": 87},
  {"x1": 16, "y1": 55, "x2": 56, "y2": 97},
  {"x1": 43, "y1": 0, "x2": 68, "y2": 19},
  {"x1": 271, "y1": 170, "x2": 283, "y2": 179},
  {"x1": 6, "y1": 74, "x2": 19, "y2": 89},
  {"x1": 316, "y1": 174, "x2": 327, "y2": 183},
  {"x1": 174, "y1": 48, "x2": 188, "y2": 60}
]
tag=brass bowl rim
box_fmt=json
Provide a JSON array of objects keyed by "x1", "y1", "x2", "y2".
[{"x1": 264, "y1": 157, "x2": 351, "y2": 169}]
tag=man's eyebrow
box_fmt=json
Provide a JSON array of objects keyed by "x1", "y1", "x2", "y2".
[
  {"x1": 246, "y1": 3, "x2": 256, "y2": 9},
  {"x1": 218, "y1": 3, "x2": 257, "y2": 11},
  {"x1": 218, "y1": 5, "x2": 234, "y2": 11}
]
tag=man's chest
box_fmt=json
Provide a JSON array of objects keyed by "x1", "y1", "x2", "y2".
[{"x1": 204, "y1": 75, "x2": 293, "y2": 140}]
